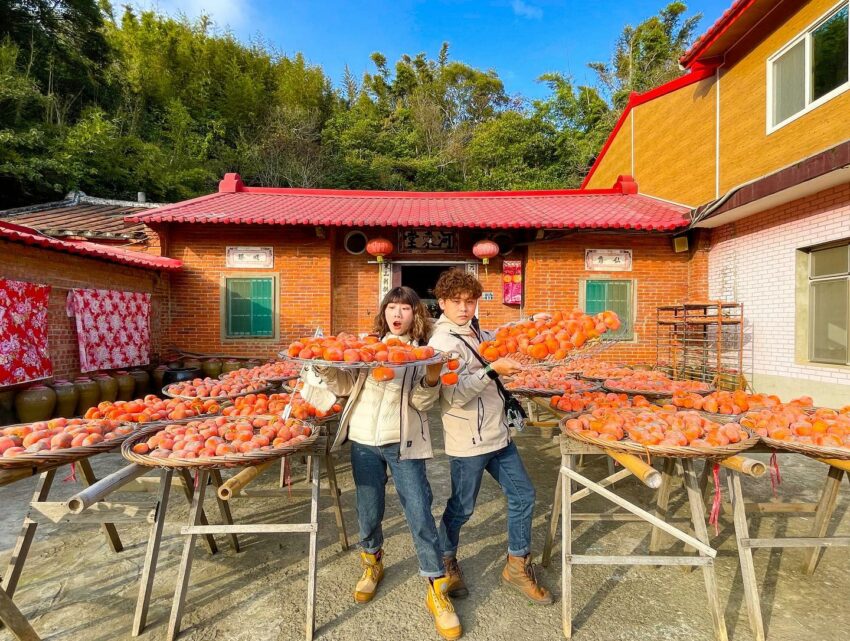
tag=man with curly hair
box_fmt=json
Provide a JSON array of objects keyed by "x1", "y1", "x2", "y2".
[{"x1": 428, "y1": 268, "x2": 552, "y2": 606}]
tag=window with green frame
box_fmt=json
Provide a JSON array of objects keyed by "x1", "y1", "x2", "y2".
[
  {"x1": 584, "y1": 279, "x2": 634, "y2": 340},
  {"x1": 224, "y1": 278, "x2": 275, "y2": 338}
]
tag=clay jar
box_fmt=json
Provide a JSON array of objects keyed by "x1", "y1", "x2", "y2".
[
  {"x1": 161, "y1": 367, "x2": 202, "y2": 388},
  {"x1": 114, "y1": 371, "x2": 135, "y2": 401},
  {"x1": 183, "y1": 358, "x2": 202, "y2": 371},
  {"x1": 52, "y1": 379, "x2": 80, "y2": 418},
  {"x1": 152, "y1": 366, "x2": 169, "y2": 395},
  {"x1": 95, "y1": 374, "x2": 118, "y2": 403},
  {"x1": 130, "y1": 369, "x2": 150, "y2": 397},
  {"x1": 202, "y1": 359, "x2": 222, "y2": 379},
  {"x1": 15, "y1": 384, "x2": 57, "y2": 423},
  {"x1": 221, "y1": 359, "x2": 242, "y2": 374},
  {"x1": 246, "y1": 359, "x2": 262, "y2": 369},
  {"x1": 0, "y1": 389, "x2": 15, "y2": 425},
  {"x1": 75, "y1": 377, "x2": 100, "y2": 415}
]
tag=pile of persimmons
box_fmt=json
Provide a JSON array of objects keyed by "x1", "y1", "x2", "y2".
[
  {"x1": 479, "y1": 310, "x2": 621, "y2": 362},
  {"x1": 1, "y1": 418, "x2": 131, "y2": 458}
]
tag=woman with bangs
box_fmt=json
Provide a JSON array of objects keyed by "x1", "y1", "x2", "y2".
[{"x1": 313, "y1": 286, "x2": 463, "y2": 640}]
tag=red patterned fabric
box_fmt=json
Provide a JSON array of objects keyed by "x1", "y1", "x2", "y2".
[
  {"x1": 67, "y1": 289, "x2": 151, "y2": 372},
  {"x1": 0, "y1": 279, "x2": 52, "y2": 385},
  {"x1": 502, "y1": 260, "x2": 522, "y2": 305}
]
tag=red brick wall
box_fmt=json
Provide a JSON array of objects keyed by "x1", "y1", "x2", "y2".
[
  {"x1": 0, "y1": 239, "x2": 167, "y2": 382},
  {"x1": 163, "y1": 224, "x2": 332, "y2": 357},
  {"x1": 687, "y1": 228, "x2": 711, "y2": 301},
  {"x1": 524, "y1": 233, "x2": 691, "y2": 363}
]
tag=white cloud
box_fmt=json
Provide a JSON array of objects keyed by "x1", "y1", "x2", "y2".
[
  {"x1": 135, "y1": 0, "x2": 252, "y2": 32},
  {"x1": 511, "y1": 0, "x2": 542, "y2": 20}
]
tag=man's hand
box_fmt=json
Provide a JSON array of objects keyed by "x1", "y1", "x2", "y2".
[
  {"x1": 489, "y1": 357, "x2": 523, "y2": 377},
  {"x1": 531, "y1": 312, "x2": 552, "y2": 322},
  {"x1": 425, "y1": 362, "x2": 443, "y2": 387}
]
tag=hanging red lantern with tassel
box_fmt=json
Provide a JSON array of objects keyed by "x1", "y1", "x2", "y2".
[
  {"x1": 472, "y1": 239, "x2": 500, "y2": 265},
  {"x1": 366, "y1": 237, "x2": 394, "y2": 263}
]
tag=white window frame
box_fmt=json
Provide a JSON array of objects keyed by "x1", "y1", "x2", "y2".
[
  {"x1": 766, "y1": 0, "x2": 850, "y2": 134},
  {"x1": 807, "y1": 243, "x2": 850, "y2": 365}
]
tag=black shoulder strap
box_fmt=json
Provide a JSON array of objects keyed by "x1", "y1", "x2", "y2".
[{"x1": 450, "y1": 331, "x2": 513, "y2": 405}]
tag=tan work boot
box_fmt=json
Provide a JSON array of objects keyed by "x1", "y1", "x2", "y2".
[
  {"x1": 425, "y1": 576, "x2": 463, "y2": 640},
  {"x1": 443, "y1": 556, "x2": 469, "y2": 598},
  {"x1": 354, "y1": 550, "x2": 384, "y2": 603},
  {"x1": 500, "y1": 554, "x2": 553, "y2": 604}
]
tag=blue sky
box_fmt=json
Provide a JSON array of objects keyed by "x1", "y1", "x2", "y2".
[{"x1": 142, "y1": 0, "x2": 732, "y2": 100}]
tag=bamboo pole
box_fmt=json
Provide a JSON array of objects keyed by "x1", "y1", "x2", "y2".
[
  {"x1": 604, "y1": 450, "x2": 661, "y2": 488},
  {"x1": 217, "y1": 462, "x2": 273, "y2": 501},
  {"x1": 66, "y1": 464, "x2": 149, "y2": 514},
  {"x1": 720, "y1": 456, "x2": 765, "y2": 478}
]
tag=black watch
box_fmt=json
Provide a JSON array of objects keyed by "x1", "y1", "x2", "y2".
[{"x1": 483, "y1": 364, "x2": 499, "y2": 380}]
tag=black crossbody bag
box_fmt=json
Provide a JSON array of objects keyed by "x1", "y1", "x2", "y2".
[{"x1": 451, "y1": 332, "x2": 527, "y2": 432}]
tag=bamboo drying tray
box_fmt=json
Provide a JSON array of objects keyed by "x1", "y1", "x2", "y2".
[
  {"x1": 0, "y1": 419, "x2": 139, "y2": 469},
  {"x1": 121, "y1": 417, "x2": 320, "y2": 469},
  {"x1": 162, "y1": 383, "x2": 273, "y2": 402}
]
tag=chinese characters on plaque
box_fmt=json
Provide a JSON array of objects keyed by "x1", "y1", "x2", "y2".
[
  {"x1": 584, "y1": 249, "x2": 632, "y2": 272},
  {"x1": 398, "y1": 229, "x2": 457, "y2": 254},
  {"x1": 225, "y1": 247, "x2": 274, "y2": 269}
]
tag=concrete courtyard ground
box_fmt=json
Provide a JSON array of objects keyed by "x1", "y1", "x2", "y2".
[{"x1": 2, "y1": 414, "x2": 849, "y2": 641}]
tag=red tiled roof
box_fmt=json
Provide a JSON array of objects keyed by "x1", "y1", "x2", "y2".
[
  {"x1": 126, "y1": 174, "x2": 689, "y2": 231},
  {"x1": 0, "y1": 220, "x2": 182, "y2": 271}
]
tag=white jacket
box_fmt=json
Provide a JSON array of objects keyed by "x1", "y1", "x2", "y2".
[
  {"x1": 320, "y1": 335, "x2": 441, "y2": 460},
  {"x1": 428, "y1": 315, "x2": 511, "y2": 457}
]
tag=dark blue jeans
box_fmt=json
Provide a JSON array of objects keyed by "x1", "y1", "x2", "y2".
[
  {"x1": 438, "y1": 441, "x2": 536, "y2": 558},
  {"x1": 350, "y1": 441, "x2": 444, "y2": 578}
]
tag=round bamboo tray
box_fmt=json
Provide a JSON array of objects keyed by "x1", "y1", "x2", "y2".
[
  {"x1": 507, "y1": 381, "x2": 602, "y2": 398},
  {"x1": 748, "y1": 430, "x2": 850, "y2": 461},
  {"x1": 162, "y1": 383, "x2": 273, "y2": 402},
  {"x1": 561, "y1": 426, "x2": 758, "y2": 460},
  {"x1": 604, "y1": 384, "x2": 715, "y2": 400},
  {"x1": 0, "y1": 420, "x2": 139, "y2": 469},
  {"x1": 120, "y1": 418, "x2": 320, "y2": 469},
  {"x1": 278, "y1": 351, "x2": 448, "y2": 370}
]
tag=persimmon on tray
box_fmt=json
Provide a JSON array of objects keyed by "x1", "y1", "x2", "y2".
[
  {"x1": 504, "y1": 366, "x2": 599, "y2": 396},
  {"x1": 84, "y1": 395, "x2": 222, "y2": 422},
  {"x1": 163, "y1": 377, "x2": 270, "y2": 400},
  {"x1": 1, "y1": 418, "x2": 137, "y2": 468},
  {"x1": 604, "y1": 373, "x2": 713, "y2": 397},
  {"x1": 741, "y1": 403, "x2": 850, "y2": 459},
  {"x1": 221, "y1": 392, "x2": 342, "y2": 422},
  {"x1": 550, "y1": 391, "x2": 653, "y2": 415},
  {"x1": 122, "y1": 416, "x2": 318, "y2": 468},
  {"x1": 282, "y1": 333, "x2": 446, "y2": 367},
  {"x1": 478, "y1": 310, "x2": 621, "y2": 363},
  {"x1": 562, "y1": 407, "x2": 756, "y2": 459},
  {"x1": 219, "y1": 360, "x2": 301, "y2": 383}
]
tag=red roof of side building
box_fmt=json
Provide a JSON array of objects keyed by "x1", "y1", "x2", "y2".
[
  {"x1": 0, "y1": 220, "x2": 182, "y2": 271},
  {"x1": 126, "y1": 174, "x2": 689, "y2": 231}
]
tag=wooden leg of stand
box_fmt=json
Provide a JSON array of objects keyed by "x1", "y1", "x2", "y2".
[
  {"x1": 562, "y1": 455, "x2": 572, "y2": 639},
  {"x1": 177, "y1": 468, "x2": 217, "y2": 555},
  {"x1": 649, "y1": 458, "x2": 676, "y2": 553},
  {"x1": 682, "y1": 459, "x2": 728, "y2": 641},
  {"x1": 802, "y1": 466, "x2": 844, "y2": 575},
  {"x1": 305, "y1": 457, "x2": 320, "y2": 641},
  {"x1": 209, "y1": 470, "x2": 240, "y2": 553},
  {"x1": 542, "y1": 469, "x2": 562, "y2": 568},
  {"x1": 0, "y1": 587, "x2": 39, "y2": 641},
  {"x1": 2, "y1": 470, "x2": 55, "y2": 598},
  {"x1": 133, "y1": 468, "x2": 172, "y2": 636},
  {"x1": 76, "y1": 458, "x2": 123, "y2": 553},
  {"x1": 166, "y1": 470, "x2": 209, "y2": 641},
  {"x1": 727, "y1": 471, "x2": 765, "y2": 641},
  {"x1": 323, "y1": 453, "x2": 348, "y2": 551}
]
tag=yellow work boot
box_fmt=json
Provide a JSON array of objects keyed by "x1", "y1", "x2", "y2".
[
  {"x1": 443, "y1": 556, "x2": 469, "y2": 598},
  {"x1": 500, "y1": 554, "x2": 553, "y2": 605},
  {"x1": 354, "y1": 550, "x2": 384, "y2": 603},
  {"x1": 425, "y1": 576, "x2": 463, "y2": 640}
]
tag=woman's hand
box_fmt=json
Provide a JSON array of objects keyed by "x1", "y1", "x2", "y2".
[{"x1": 489, "y1": 357, "x2": 523, "y2": 377}]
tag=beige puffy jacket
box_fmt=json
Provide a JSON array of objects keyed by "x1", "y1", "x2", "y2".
[
  {"x1": 319, "y1": 335, "x2": 441, "y2": 460},
  {"x1": 428, "y1": 315, "x2": 511, "y2": 457}
]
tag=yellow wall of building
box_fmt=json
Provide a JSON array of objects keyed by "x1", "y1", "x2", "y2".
[
  {"x1": 719, "y1": 0, "x2": 850, "y2": 192},
  {"x1": 585, "y1": 0, "x2": 850, "y2": 206},
  {"x1": 633, "y1": 77, "x2": 717, "y2": 206},
  {"x1": 585, "y1": 111, "x2": 633, "y2": 190}
]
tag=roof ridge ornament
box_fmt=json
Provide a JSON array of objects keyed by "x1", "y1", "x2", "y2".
[{"x1": 219, "y1": 173, "x2": 245, "y2": 193}]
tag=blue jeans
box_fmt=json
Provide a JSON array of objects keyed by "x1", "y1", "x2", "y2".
[
  {"x1": 438, "y1": 441, "x2": 536, "y2": 558},
  {"x1": 350, "y1": 441, "x2": 444, "y2": 578}
]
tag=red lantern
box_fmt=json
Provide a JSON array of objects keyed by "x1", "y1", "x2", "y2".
[
  {"x1": 366, "y1": 237, "x2": 394, "y2": 263},
  {"x1": 472, "y1": 239, "x2": 500, "y2": 265}
]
